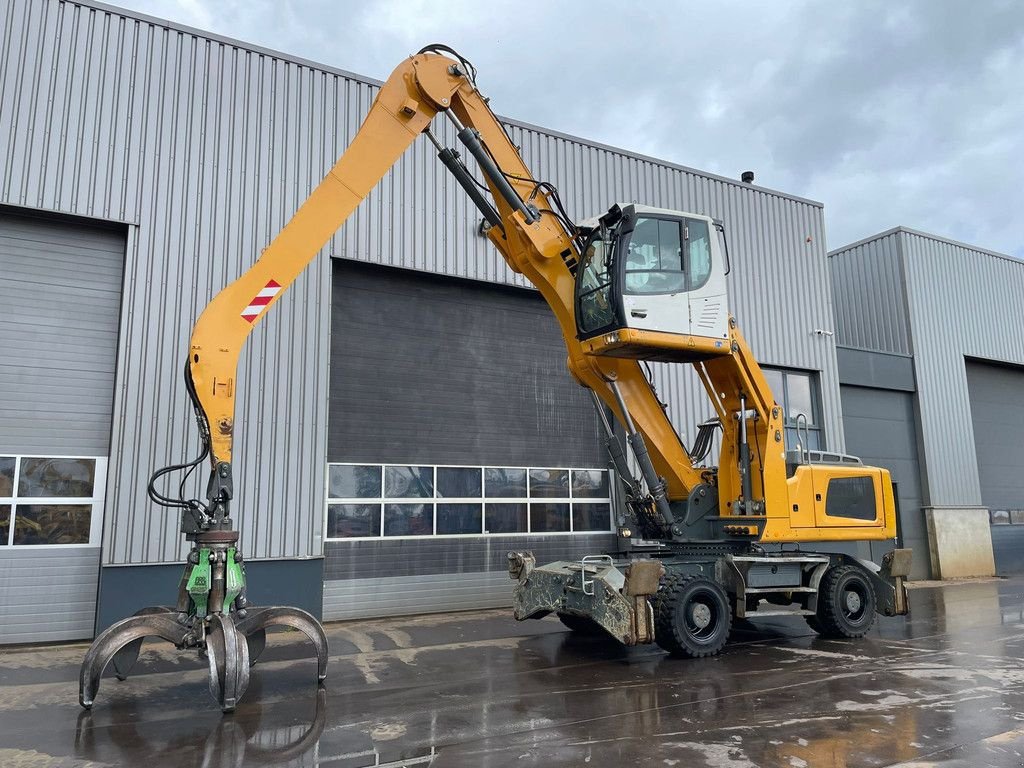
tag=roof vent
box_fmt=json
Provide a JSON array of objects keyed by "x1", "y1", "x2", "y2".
[{"x1": 741, "y1": 171, "x2": 755, "y2": 184}]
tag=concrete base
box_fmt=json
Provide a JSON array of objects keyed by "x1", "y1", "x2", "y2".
[{"x1": 925, "y1": 507, "x2": 996, "y2": 579}]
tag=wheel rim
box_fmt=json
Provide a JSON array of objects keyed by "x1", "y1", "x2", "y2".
[
  {"x1": 841, "y1": 581, "x2": 867, "y2": 623},
  {"x1": 683, "y1": 591, "x2": 720, "y2": 642}
]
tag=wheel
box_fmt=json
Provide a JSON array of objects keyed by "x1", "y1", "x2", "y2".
[
  {"x1": 653, "y1": 572, "x2": 732, "y2": 658},
  {"x1": 815, "y1": 565, "x2": 877, "y2": 638},
  {"x1": 557, "y1": 613, "x2": 604, "y2": 635}
]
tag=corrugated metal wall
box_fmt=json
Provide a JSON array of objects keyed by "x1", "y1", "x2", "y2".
[
  {"x1": 828, "y1": 230, "x2": 912, "y2": 356},
  {"x1": 899, "y1": 230, "x2": 1024, "y2": 506},
  {"x1": 0, "y1": 548, "x2": 101, "y2": 643},
  {"x1": 2, "y1": 0, "x2": 843, "y2": 565},
  {"x1": 830, "y1": 227, "x2": 1024, "y2": 508}
]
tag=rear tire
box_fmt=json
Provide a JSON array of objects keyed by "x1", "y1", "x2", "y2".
[
  {"x1": 558, "y1": 613, "x2": 603, "y2": 635},
  {"x1": 653, "y1": 572, "x2": 731, "y2": 658},
  {"x1": 815, "y1": 565, "x2": 877, "y2": 638}
]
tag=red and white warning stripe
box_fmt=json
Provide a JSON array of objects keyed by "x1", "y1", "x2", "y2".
[{"x1": 240, "y1": 279, "x2": 282, "y2": 323}]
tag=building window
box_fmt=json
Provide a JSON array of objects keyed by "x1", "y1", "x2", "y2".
[
  {"x1": 762, "y1": 369, "x2": 824, "y2": 451},
  {"x1": 0, "y1": 456, "x2": 105, "y2": 546},
  {"x1": 326, "y1": 463, "x2": 613, "y2": 539}
]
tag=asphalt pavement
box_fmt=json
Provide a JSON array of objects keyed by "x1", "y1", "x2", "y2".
[{"x1": 2, "y1": 578, "x2": 1023, "y2": 767}]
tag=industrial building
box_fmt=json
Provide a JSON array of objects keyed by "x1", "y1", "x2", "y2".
[
  {"x1": 0, "y1": 0, "x2": 1014, "y2": 644},
  {"x1": 830, "y1": 227, "x2": 1024, "y2": 580}
]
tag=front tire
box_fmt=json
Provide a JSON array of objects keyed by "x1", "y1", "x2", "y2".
[
  {"x1": 814, "y1": 565, "x2": 877, "y2": 638},
  {"x1": 653, "y1": 573, "x2": 732, "y2": 658}
]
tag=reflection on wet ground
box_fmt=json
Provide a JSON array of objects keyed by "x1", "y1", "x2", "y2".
[{"x1": 1, "y1": 578, "x2": 1023, "y2": 767}]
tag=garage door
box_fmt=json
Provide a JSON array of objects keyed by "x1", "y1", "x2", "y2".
[
  {"x1": 0, "y1": 210, "x2": 125, "y2": 642},
  {"x1": 323, "y1": 260, "x2": 614, "y2": 620},
  {"x1": 966, "y1": 360, "x2": 1024, "y2": 575},
  {"x1": 840, "y1": 385, "x2": 929, "y2": 579}
]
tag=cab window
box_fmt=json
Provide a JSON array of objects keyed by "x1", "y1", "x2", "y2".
[
  {"x1": 687, "y1": 218, "x2": 712, "y2": 289},
  {"x1": 576, "y1": 235, "x2": 616, "y2": 334},
  {"x1": 624, "y1": 217, "x2": 685, "y2": 294}
]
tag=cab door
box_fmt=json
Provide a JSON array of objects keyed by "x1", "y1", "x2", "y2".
[
  {"x1": 620, "y1": 215, "x2": 690, "y2": 336},
  {"x1": 686, "y1": 217, "x2": 729, "y2": 340}
]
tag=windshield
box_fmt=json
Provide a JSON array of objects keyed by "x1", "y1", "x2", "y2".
[{"x1": 576, "y1": 231, "x2": 616, "y2": 334}]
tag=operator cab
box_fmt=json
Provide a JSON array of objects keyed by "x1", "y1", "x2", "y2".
[{"x1": 574, "y1": 204, "x2": 731, "y2": 363}]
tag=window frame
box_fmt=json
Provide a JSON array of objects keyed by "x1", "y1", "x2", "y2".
[
  {"x1": 621, "y1": 214, "x2": 714, "y2": 297},
  {"x1": 0, "y1": 455, "x2": 107, "y2": 547},
  {"x1": 762, "y1": 368, "x2": 826, "y2": 451},
  {"x1": 324, "y1": 462, "x2": 614, "y2": 541}
]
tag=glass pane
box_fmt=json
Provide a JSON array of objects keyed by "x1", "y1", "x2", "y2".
[
  {"x1": 577, "y1": 233, "x2": 616, "y2": 334},
  {"x1": 485, "y1": 468, "x2": 527, "y2": 498},
  {"x1": 437, "y1": 503, "x2": 483, "y2": 534},
  {"x1": 326, "y1": 503, "x2": 381, "y2": 538},
  {"x1": 785, "y1": 373, "x2": 815, "y2": 425},
  {"x1": 0, "y1": 457, "x2": 14, "y2": 497},
  {"x1": 687, "y1": 218, "x2": 712, "y2": 289},
  {"x1": 763, "y1": 369, "x2": 784, "y2": 404},
  {"x1": 573, "y1": 503, "x2": 612, "y2": 532},
  {"x1": 328, "y1": 465, "x2": 381, "y2": 499},
  {"x1": 571, "y1": 470, "x2": 609, "y2": 499},
  {"x1": 529, "y1": 469, "x2": 569, "y2": 498},
  {"x1": 485, "y1": 503, "x2": 527, "y2": 533},
  {"x1": 383, "y1": 503, "x2": 434, "y2": 536},
  {"x1": 13, "y1": 504, "x2": 91, "y2": 544},
  {"x1": 385, "y1": 466, "x2": 434, "y2": 499},
  {"x1": 531, "y1": 502, "x2": 570, "y2": 532},
  {"x1": 825, "y1": 477, "x2": 877, "y2": 521},
  {"x1": 18, "y1": 458, "x2": 95, "y2": 498},
  {"x1": 436, "y1": 467, "x2": 482, "y2": 498},
  {"x1": 0, "y1": 505, "x2": 9, "y2": 544},
  {"x1": 624, "y1": 217, "x2": 685, "y2": 294}
]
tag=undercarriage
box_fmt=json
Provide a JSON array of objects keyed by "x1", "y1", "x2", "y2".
[{"x1": 508, "y1": 544, "x2": 911, "y2": 657}]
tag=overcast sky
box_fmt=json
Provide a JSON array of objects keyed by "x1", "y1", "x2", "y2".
[{"x1": 113, "y1": 0, "x2": 1024, "y2": 258}]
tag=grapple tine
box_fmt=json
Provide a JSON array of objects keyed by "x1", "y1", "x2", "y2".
[
  {"x1": 206, "y1": 613, "x2": 250, "y2": 712},
  {"x1": 79, "y1": 613, "x2": 191, "y2": 709},
  {"x1": 111, "y1": 606, "x2": 176, "y2": 680},
  {"x1": 234, "y1": 606, "x2": 329, "y2": 683},
  {"x1": 245, "y1": 628, "x2": 267, "y2": 667}
]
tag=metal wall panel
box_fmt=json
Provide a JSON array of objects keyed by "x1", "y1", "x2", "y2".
[
  {"x1": 831, "y1": 227, "x2": 1024, "y2": 509},
  {"x1": 965, "y1": 361, "x2": 1024, "y2": 512},
  {"x1": 0, "y1": 210, "x2": 124, "y2": 454},
  {"x1": 900, "y1": 230, "x2": 1024, "y2": 507},
  {"x1": 323, "y1": 570, "x2": 513, "y2": 622},
  {"x1": 2, "y1": 0, "x2": 843, "y2": 564},
  {"x1": 0, "y1": 547, "x2": 101, "y2": 643},
  {"x1": 828, "y1": 230, "x2": 911, "y2": 355}
]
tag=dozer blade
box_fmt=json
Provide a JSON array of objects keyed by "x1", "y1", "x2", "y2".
[{"x1": 79, "y1": 611, "x2": 193, "y2": 709}]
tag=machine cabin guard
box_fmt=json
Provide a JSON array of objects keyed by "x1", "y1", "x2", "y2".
[{"x1": 79, "y1": 46, "x2": 911, "y2": 712}]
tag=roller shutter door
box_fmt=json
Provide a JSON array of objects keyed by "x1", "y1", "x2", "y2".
[
  {"x1": 328, "y1": 260, "x2": 604, "y2": 467},
  {"x1": 0, "y1": 210, "x2": 125, "y2": 642},
  {"x1": 840, "y1": 385, "x2": 929, "y2": 579},
  {"x1": 323, "y1": 260, "x2": 614, "y2": 620},
  {"x1": 966, "y1": 361, "x2": 1024, "y2": 575}
]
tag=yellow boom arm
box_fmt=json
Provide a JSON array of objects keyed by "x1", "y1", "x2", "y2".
[{"x1": 186, "y1": 50, "x2": 703, "y2": 511}]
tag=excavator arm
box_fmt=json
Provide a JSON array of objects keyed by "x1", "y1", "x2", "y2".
[{"x1": 179, "y1": 48, "x2": 702, "y2": 529}]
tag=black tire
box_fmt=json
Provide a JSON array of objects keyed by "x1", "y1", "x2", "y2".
[
  {"x1": 653, "y1": 572, "x2": 732, "y2": 658},
  {"x1": 815, "y1": 565, "x2": 877, "y2": 638},
  {"x1": 557, "y1": 613, "x2": 603, "y2": 635}
]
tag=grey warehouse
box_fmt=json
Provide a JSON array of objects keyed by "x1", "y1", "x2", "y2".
[{"x1": 1, "y1": 0, "x2": 1021, "y2": 644}]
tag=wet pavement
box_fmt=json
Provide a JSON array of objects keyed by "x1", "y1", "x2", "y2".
[{"x1": 2, "y1": 579, "x2": 1024, "y2": 767}]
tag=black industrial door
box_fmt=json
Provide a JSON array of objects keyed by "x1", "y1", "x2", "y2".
[
  {"x1": 966, "y1": 360, "x2": 1024, "y2": 575},
  {"x1": 329, "y1": 260, "x2": 604, "y2": 467}
]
